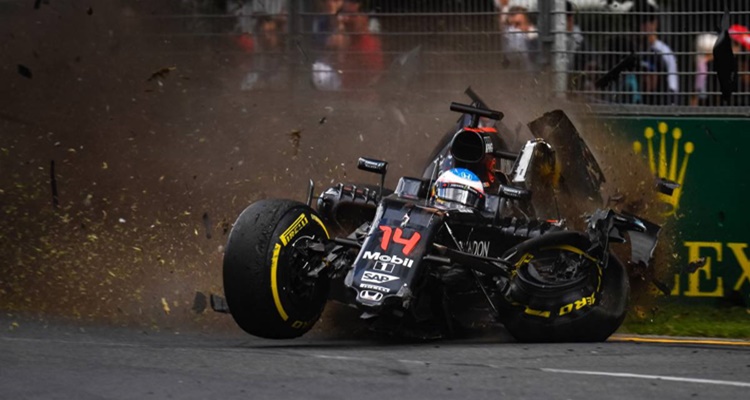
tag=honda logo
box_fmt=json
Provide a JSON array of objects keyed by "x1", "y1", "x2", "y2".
[{"x1": 358, "y1": 290, "x2": 384, "y2": 302}]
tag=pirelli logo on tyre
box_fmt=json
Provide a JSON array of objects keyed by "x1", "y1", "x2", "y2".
[
  {"x1": 523, "y1": 293, "x2": 597, "y2": 319},
  {"x1": 280, "y1": 214, "x2": 308, "y2": 246}
]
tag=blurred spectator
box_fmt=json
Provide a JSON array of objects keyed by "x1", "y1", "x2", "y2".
[
  {"x1": 632, "y1": 2, "x2": 679, "y2": 105},
  {"x1": 563, "y1": 1, "x2": 591, "y2": 96},
  {"x1": 494, "y1": 0, "x2": 511, "y2": 28},
  {"x1": 605, "y1": 36, "x2": 642, "y2": 104},
  {"x1": 337, "y1": 0, "x2": 384, "y2": 88},
  {"x1": 312, "y1": 0, "x2": 380, "y2": 49},
  {"x1": 689, "y1": 26, "x2": 750, "y2": 106},
  {"x1": 729, "y1": 25, "x2": 750, "y2": 106},
  {"x1": 227, "y1": 0, "x2": 286, "y2": 33},
  {"x1": 564, "y1": 2, "x2": 584, "y2": 67},
  {"x1": 311, "y1": 0, "x2": 344, "y2": 91},
  {"x1": 691, "y1": 33, "x2": 717, "y2": 106},
  {"x1": 228, "y1": 0, "x2": 287, "y2": 53},
  {"x1": 563, "y1": 1, "x2": 584, "y2": 73},
  {"x1": 312, "y1": 0, "x2": 383, "y2": 90},
  {"x1": 240, "y1": 13, "x2": 288, "y2": 90},
  {"x1": 312, "y1": 0, "x2": 344, "y2": 49},
  {"x1": 504, "y1": 6, "x2": 540, "y2": 68}
]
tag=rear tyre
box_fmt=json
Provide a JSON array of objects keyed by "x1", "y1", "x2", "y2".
[
  {"x1": 223, "y1": 199, "x2": 330, "y2": 339},
  {"x1": 499, "y1": 232, "x2": 629, "y2": 342}
]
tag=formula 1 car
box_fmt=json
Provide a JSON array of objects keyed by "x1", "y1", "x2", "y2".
[{"x1": 220, "y1": 89, "x2": 661, "y2": 342}]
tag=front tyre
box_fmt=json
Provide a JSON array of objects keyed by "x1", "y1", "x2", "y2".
[
  {"x1": 223, "y1": 199, "x2": 330, "y2": 339},
  {"x1": 500, "y1": 232, "x2": 629, "y2": 342}
]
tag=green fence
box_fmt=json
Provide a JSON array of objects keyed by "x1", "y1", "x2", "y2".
[{"x1": 609, "y1": 117, "x2": 750, "y2": 302}]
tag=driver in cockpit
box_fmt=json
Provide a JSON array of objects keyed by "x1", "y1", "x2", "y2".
[{"x1": 430, "y1": 167, "x2": 486, "y2": 211}]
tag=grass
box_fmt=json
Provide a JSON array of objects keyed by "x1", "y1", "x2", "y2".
[{"x1": 620, "y1": 301, "x2": 750, "y2": 339}]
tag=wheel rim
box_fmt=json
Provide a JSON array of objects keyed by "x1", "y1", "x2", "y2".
[
  {"x1": 527, "y1": 253, "x2": 589, "y2": 284},
  {"x1": 517, "y1": 250, "x2": 598, "y2": 293},
  {"x1": 286, "y1": 235, "x2": 326, "y2": 305}
]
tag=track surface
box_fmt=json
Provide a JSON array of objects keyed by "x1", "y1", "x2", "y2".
[{"x1": 2, "y1": 315, "x2": 749, "y2": 400}]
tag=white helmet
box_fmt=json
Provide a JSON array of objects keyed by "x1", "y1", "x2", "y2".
[{"x1": 432, "y1": 168, "x2": 486, "y2": 209}]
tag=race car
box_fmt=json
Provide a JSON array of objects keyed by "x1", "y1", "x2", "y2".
[{"x1": 219, "y1": 89, "x2": 662, "y2": 342}]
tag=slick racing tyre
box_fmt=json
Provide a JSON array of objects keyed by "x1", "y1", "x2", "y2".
[
  {"x1": 223, "y1": 199, "x2": 330, "y2": 339},
  {"x1": 500, "y1": 231, "x2": 629, "y2": 342}
]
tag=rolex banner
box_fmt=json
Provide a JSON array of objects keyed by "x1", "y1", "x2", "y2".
[{"x1": 609, "y1": 117, "x2": 750, "y2": 303}]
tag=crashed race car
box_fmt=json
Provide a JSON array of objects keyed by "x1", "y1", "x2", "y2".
[{"x1": 219, "y1": 89, "x2": 662, "y2": 342}]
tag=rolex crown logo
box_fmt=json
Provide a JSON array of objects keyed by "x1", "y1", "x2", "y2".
[{"x1": 632, "y1": 122, "x2": 694, "y2": 217}]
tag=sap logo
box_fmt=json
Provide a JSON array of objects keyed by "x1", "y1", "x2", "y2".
[
  {"x1": 361, "y1": 251, "x2": 414, "y2": 268},
  {"x1": 372, "y1": 261, "x2": 395, "y2": 274},
  {"x1": 362, "y1": 271, "x2": 399, "y2": 284},
  {"x1": 359, "y1": 283, "x2": 391, "y2": 293},
  {"x1": 460, "y1": 240, "x2": 490, "y2": 257},
  {"x1": 358, "y1": 290, "x2": 384, "y2": 302}
]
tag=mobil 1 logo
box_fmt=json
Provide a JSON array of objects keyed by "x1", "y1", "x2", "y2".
[
  {"x1": 361, "y1": 251, "x2": 415, "y2": 268},
  {"x1": 372, "y1": 261, "x2": 395, "y2": 274}
]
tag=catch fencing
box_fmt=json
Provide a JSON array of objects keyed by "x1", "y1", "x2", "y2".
[{"x1": 137, "y1": 0, "x2": 750, "y2": 115}]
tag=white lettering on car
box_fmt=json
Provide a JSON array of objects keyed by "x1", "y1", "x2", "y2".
[
  {"x1": 362, "y1": 251, "x2": 414, "y2": 268},
  {"x1": 362, "y1": 271, "x2": 399, "y2": 284},
  {"x1": 372, "y1": 261, "x2": 395, "y2": 273},
  {"x1": 359, "y1": 283, "x2": 391, "y2": 293},
  {"x1": 460, "y1": 240, "x2": 490, "y2": 257}
]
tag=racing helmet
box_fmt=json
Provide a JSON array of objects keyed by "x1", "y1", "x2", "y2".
[{"x1": 432, "y1": 168, "x2": 485, "y2": 209}]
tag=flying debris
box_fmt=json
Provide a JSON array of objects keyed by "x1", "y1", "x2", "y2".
[{"x1": 713, "y1": 6, "x2": 737, "y2": 104}]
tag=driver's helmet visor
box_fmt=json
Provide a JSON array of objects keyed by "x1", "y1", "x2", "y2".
[{"x1": 434, "y1": 182, "x2": 484, "y2": 208}]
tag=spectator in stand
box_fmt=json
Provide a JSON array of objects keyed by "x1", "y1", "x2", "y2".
[
  {"x1": 312, "y1": 0, "x2": 344, "y2": 49},
  {"x1": 240, "y1": 13, "x2": 288, "y2": 90},
  {"x1": 312, "y1": 0, "x2": 383, "y2": 90},
  {"x1": 698, "y1": 25, "x2": 750, "y2": 106},
  {"x1": 504, "y1": 6, "x2": 540, "y2": 68},
  {"x1": 729, "y1": 24, "x2": 750, "y2": 106},
  {"x1": 336, "y1": 0, "x2": 384, "y2": 88},
  {"x1": 562, "y1": 0, "x2": 587, "y2": 95},
  {"x1": 691, "y1": 33, "x2": 717, "y2": 106},
  {"x1": 564, "y1": 1, "x2": 584, "y2": 71},
  {"x1": 228, "y1": 0, "x2": 286, "y2": 53},
  {"x1": 632, "y1": 1, "x2": 679, "y2": 105},
  {"x1": 494, "y1": 0, "x2": 511, "y2": 28},
  {"x1": 605, "y1": 36, "x2": 642, "y2": 104}
]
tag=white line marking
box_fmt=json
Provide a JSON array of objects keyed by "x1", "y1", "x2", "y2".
[
  {"x1": 542, "y1": 368, "x2": 750, "y2": 388},
  {"x1": 312, "y1": 354, "x2": 433, "y2": 366},
  {"x1": 397, "y1": 359, "x2": 430, "y2": 366},
  {"x1": 0, "y1": 336, "x2": 144, "y2": 348},
  {"x1": 312, "y1": 354, "x2": 375, "y2": 362}
]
